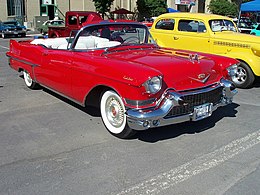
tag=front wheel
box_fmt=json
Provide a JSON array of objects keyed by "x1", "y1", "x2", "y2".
[
  {"x1": 100, "y1": 90, "x2": 135, "y2": 139},
  {"x1": 231, "y1": 62, "x2": 255, "y2": 88},
  {"x1": 23, "y1": 71, "x2": 39, "y2": 89}
]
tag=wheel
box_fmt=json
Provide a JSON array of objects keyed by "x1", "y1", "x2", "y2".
[
  {"x1": 21, "y1": 33, "x2": 26, "y2": 37},
  {"x1": 23, "y1": 71, "x2": 39, "y2": 89},
  {"x1": 231, "y1": 62, "x2": 255, "y2": 88},
  {"x1": 100, "y1": 90, "x2": 136, "y2": 139}
]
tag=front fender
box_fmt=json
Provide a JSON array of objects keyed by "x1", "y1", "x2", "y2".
[{"x1": 223, "y1": 51, "x2": 260, "y2": 76}]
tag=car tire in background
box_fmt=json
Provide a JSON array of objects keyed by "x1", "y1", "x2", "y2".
[
  {"x1": 232, "y1": 62, "x2": 255, "y2": 88},
  {"x1": 100, "y1": 90, "x2": 136, "y2": 139}
]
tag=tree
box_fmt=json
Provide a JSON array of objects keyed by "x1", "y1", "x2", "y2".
[
  {"x1": 92, "y1": 0, "x2": 114, "y2": 19},
  {"x1": 208, "y1": 0, "x2": 238, "y2": 17},
  {"x1": 136, "y1": 0, "x2": 167, "y2": 21}
]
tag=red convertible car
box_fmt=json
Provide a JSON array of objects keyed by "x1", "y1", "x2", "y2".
[{"x1": 6, "y1": 22, "x2": 238, "y2": 138}]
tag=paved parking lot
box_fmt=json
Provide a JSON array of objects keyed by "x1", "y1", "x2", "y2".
[{"x1": 0, "y1": 36, "x2": 260, "y2": 195}]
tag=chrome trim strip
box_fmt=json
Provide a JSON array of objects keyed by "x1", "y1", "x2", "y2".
[{"x1": 7, "y1": 55, "x2": 39, "y2": 67}]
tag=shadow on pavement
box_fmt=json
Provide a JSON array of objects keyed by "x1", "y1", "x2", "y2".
[{"x1": 135, "y1": 103, "x2": 239, "y2": 143}]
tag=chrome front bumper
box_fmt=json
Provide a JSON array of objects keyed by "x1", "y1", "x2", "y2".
[{"x1": 126, "y1": 79, "x2": 237, "y2": 131}]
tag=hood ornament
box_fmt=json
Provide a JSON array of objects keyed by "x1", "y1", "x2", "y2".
[
  {"x1": 189, "y1": 54, "x2": 200, "y2": 63},
  {"x1": 189, "y1": 73, "x2": 210, "y2": 83}
]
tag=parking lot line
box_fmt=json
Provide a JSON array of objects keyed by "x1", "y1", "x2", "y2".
[
  {"x1": 0, "y1": 45, "x2": 9, "y2": 50},
  {"x1": 117, "y1": 129, "x2": 260, "y2": 195}
]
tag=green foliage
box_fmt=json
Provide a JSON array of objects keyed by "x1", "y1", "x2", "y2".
[
  {"x1": 136, "y1": 0, "x2": 167, "y2": 21},
  {"x1": 92, "y1": 0, "x2": 114, "y2": 19},
  {"x1": 208, "y1": 0, "x2": 238, "y2": 17}
]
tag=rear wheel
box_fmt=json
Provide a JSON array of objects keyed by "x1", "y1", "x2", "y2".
[
  {"x1": 23, "y1": 71, "x2": 39, "y2": 89},
  {"x1": 232, "y1": 62, "x2": 255, "y2": 88},
  {"x1": 100, "y1": 90, "x2": 135, "y2": 139}
]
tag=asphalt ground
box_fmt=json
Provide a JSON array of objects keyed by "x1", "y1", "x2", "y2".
[{"x1": 0, "y1": 36, "x2": 260, "y2": 195}]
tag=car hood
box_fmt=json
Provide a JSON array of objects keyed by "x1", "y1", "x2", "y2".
[
  {"x1": 213, "y1": 31, "x2": 260, "y2": 44},
  {"x1": 103, "y1": 47, "x2": 224, "y2": 91}
]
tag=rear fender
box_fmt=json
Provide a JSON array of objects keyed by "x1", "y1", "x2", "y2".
[{"x1": 7, "y1": 40, "x2": 36, "y2": 80}]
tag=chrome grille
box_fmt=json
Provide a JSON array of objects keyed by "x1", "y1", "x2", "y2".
[{"x1": 165, "y1": 86, "x2": 223, "y2": 118}]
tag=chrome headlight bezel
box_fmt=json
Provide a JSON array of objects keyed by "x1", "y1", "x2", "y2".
[
  {"x1": 143, "y1": 76, "x2": 162, "y2": 94},
  {"x1": 226, "y1": 64, "x2": 238, "y2": 77}
]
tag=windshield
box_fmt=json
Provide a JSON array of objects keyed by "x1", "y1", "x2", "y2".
[
  {"x1": 72, "y1": 23, "x2": 156, "y2": 50},
  {"x1": 209, "y1": 19, "x2": 237, "y2": 32}
]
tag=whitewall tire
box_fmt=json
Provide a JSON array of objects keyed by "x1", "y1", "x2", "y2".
[
  {"x1": 100, "y1": 90, "x2": 135, "y2": 138},
  {"x1": 23, "y1": 71, "x2": 38, "y2": 89}
]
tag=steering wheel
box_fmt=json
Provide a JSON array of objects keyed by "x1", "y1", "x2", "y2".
[{"x1": 122, "y1": 36, "x2": 140, "y2": 44}]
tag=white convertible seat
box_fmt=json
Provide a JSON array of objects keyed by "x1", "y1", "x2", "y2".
[
  {"x1": 31, "y1": 38, "x2": 68, "y2": 49},
  {"x1": 57, "y1": 43, "x2": 71, "y2": 49},
  {"x1": 31, "y1": 36, "x2": 121, "y2": 50},
  {"x1": 76, "y1": 36, "x2": 111, "y2": 49},
  {"x1": 96, "y1": 41, "x2": 121, "y2": 48},
  {"x1": 76, "y1": 36, "x2": 96, "y2": 49}
]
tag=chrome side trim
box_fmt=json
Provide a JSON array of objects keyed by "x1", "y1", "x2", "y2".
[
  {"x1": 7, "y1": 55, "x2": 39, "y2": 67},
  {"x1": 36, "y1": 84, "x2": 85, "y2": 107}
]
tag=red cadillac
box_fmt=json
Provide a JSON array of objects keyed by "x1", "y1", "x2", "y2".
[{"x1": 6, "y1": 22, "x2": 238, "y2": 138}]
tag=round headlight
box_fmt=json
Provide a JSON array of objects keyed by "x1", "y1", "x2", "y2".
[
  {"x1": 227, "y1": 64, "x2": 238, "y2": 77},
  {"x1": 143, "y1": 76, "x2": 162, "y2": 94}
]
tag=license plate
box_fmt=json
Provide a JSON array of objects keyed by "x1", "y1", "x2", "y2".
[{"x1": 192, "y1": 103, "x2": 213, "y2": 121}]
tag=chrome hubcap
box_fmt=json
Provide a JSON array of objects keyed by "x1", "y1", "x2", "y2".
[
  {"x1": 105, "y1": 96, "x2": 124, "y2": 128},
  {"x1": 233, "y1": 66, "x2": 247, "y2": 85}
]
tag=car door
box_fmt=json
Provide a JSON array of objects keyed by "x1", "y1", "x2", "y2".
[
  {"x1": 173, "y1": 19, "x2": 210, "y2": 53},
  {"x1": 34, "y1": 48, "x2": 73, "y2": 97},
  {"x1": 150, "y1": 18, "x2": 176, "y2": 48}
]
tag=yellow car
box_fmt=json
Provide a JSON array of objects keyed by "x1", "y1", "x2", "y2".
[{"x1": 150, "y1": 13, "x2": 260, "y2": 88}]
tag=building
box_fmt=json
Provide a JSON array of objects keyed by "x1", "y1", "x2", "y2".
[{"x1": 0, "y1": 0, "x2": 208, "y2": 29}]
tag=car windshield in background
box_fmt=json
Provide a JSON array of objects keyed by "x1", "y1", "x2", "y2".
[
  {"x1": 50, "y1": 20, "x2": 64, "y2": 25},
  {"x1": 209, "y1": 19, "x2": 237, "y2": 32},
  {"x1": 74, "y1": 23, "x2": 153, "y2": 49}
]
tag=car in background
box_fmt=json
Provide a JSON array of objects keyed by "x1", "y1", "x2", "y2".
[
  {"x1": 0, "y1": 20, "x2": 26, "y2": 38},
  {"x1": 141, "y1": 17, "x2": 155, "y2": 28},
  {"x1": 233, "y1": 18, "x2": 254, "y2": 34},
  {"x1": 37, "y1": 19, "x2": 64, "y2": 35},
  {"x1": 150, "y1": 13, "x2": 260, "y2": 88},
  {"x1": 6, "y1": 21, "x2": 238, "y2": 138},
  {"x1": 250, "y1": 23, "x2": 260, "y2": 35}
]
